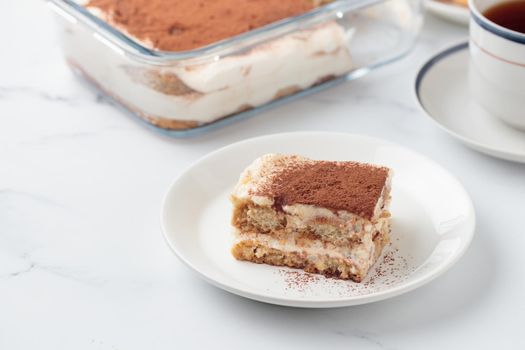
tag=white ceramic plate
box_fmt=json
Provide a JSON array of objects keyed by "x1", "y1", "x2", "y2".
[
  {"x1": 161, "y1": 132, "x2": 475, "y2": 308},
  {"x1": 416, "y1": 42, "x2": 525, "y2": 163},
  {"x1": 426, "y1": 0, "x2": 469, "y2": 26}
]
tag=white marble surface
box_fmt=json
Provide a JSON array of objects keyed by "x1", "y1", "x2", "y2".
[{"x1": 2, "y1": 1, "x2": 525, "y2": 349}]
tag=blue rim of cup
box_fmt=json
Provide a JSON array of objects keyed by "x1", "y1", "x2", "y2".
[{"x1": 469, "y1": 0, "x2": 525, "y2": 44}]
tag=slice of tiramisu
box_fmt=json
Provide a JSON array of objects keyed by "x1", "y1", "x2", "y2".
[{"x1": 230, "y1": 154, "x2": 392, "y2": 282}]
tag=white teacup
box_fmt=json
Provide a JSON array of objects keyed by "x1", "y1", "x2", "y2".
[{"x1": 469, "y1": 0, "x2": 525, "y2": 130}]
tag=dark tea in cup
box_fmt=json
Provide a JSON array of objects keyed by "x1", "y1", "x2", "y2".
[{"x1": 483, "y1": 1, "x2": 525, "y2": 34}]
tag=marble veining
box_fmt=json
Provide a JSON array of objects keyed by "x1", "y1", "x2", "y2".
[
  {"x1": 0, "y1": 189, "x2": 65, "y2": 208},
  {"x1": 0, "y1": 85, "x2": 73, "y2": 103},
  {"x1": 334, "y1": 329, "x2": 392, "y2": 350}
]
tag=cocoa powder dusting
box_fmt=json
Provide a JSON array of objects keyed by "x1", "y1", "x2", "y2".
[
  {"x1": 256, "y1": 160, "x2": 390, "y2": 219},
  {"x1": 86, "y1": 0, "x2": 315, "y2": 51},
  {"x1": 279, "y1": 270, "x2": 321, "y2": 292},
  {"x1": 277, "y1": 243, "x2": 414, "y2": 296}
]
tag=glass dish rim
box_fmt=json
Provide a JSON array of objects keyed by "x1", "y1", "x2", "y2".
[{"x1": 48, "y1": 0, "x2": 385, "y2": 62}]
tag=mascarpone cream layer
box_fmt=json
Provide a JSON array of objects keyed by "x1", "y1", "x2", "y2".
[{"x1": 235, "y1": 230, "x2": 377, "y2": 268}]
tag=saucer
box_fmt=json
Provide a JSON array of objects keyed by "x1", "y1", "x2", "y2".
[
  {"x1": 416, "y1": 42, "x2": 525, "y2": 163},
  {"x1": 161, "y1": 132, "x2": 475, "y2": 308},
  {"x1": 426, "y1": 0, "x2": 469, "y2": 26}
]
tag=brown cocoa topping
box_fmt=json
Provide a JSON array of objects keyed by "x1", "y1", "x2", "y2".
[
  {"x1": 86, "y1": 0, "x2": 316, "y2": 51},
  {"x1": 254, "y1": 160, "x2": 389, "y2": 219}
]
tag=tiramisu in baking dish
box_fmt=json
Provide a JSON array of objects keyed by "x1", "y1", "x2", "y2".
[
  {"x1": 231, "y1": 154, "x2": 392, "y2": 282},
  {"x1": 48, "y1": 0, "x2": 423, "y2": 136}
]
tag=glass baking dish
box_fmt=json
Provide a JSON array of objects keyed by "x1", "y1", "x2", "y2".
[{"x1": 48, "y1": 0, "x2": 423, "y2": 137}]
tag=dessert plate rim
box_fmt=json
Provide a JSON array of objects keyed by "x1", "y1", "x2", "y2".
[
  {"x1": 415, "y1": 42, "x2": 525, "y2": 163},
  {"x1": 161, "y1": 132, "x2": 476, "y2": 308}
]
